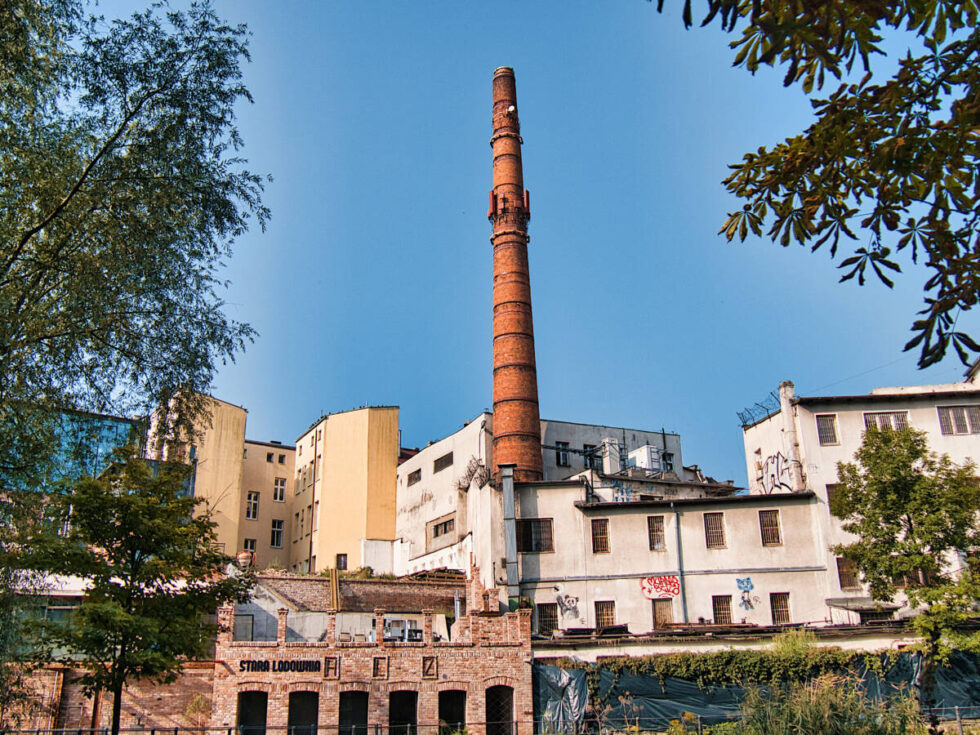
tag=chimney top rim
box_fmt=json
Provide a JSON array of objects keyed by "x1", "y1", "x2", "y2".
[{"x1": 494, "y1": 66, "x2": 515, "y2": 76}]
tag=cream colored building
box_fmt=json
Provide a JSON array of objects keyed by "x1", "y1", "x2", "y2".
[
  {"x1": 741, "y1": 375, "x2": 980, "y2": 624},
  {"x1": 290, "y1": 406, "x2": 399, "y2": 574},
  {"x1": 239, "y1": 439, "x2": 296, "y2": 569}
]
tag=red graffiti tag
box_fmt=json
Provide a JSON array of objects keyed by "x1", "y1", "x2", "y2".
[{"x1": 640, "y1": 575, "x2": 681, "y2": 599}]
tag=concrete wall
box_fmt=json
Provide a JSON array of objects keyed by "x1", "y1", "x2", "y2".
[
  {"x1": 540, "y1": 420, "x2": 684, "y2": 481},
  {"x1": 240, "y1": 440, "x2": 295, "y2": 570}
]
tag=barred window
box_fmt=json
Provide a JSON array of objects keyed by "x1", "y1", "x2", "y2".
[
  {"x1": 595, "y1": 600, "x2": 615, "y2": 628},
  {"x1": 712, "y1": 595, "x2": 732, "y2": 625},
  {"x1": 704, "y1": 512, "x2": 726, "y2": 548},
  {"x1": 407, "y1": 468, "x2": 421, "y2": 486},
  {"x1": 816, "y1": 414, "x2": 839, "y2": 445},
  {"x1": 759, "y1": 510, "x2": 782, "y2": 546},
  {"x1": 537, "y1": 603, "x2": 559, "y2": 636},
  {"x1": 770, "y1": 592, "x2": 791, "y2": 625},
  {"x1": 864, "y1": 411, "x2": 909, "y2": 431},
  {"x1": 647, "y1": 515, "x2": 666, "y2": 551},
  {"x1": 433, "y1": 452, "x2": 453, "y2": 473},
  {"x1": 938, "y1": 405, "x2": 980, "y2": 435},
  {"x1": 836, "y1": 557, "x2": 860, "y2": 590},
  {"x1": 591, "y1": 518, "x2": 610, "y2": 553},
  {"x1": 516, "y1": 519, "x2": 554, "y2": 552}
]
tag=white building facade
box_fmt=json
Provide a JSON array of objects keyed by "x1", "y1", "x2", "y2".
[{"x1": 741, "y1": 375, "x2": 980, "y2": 624}]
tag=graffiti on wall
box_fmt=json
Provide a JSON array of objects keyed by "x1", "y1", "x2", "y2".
[
  {"x1": 759, "y1": 452, "x2": 793, "y2": 494},
  {"x1": 737, "y1": 577, "x2": 760, "y2": 610},
  {"x1": 556, "y1": 594, "x2": 580, "y2": 621},
  {"x1": 641, "y1": 575, "x2": 681, "y2": 599}
]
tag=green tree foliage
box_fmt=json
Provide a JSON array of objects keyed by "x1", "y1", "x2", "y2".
[
  {"x1": 0, "y1": 0, "x2": 267, "y2": 466},
  {"x1": 10, "y1": 453, "x2": 253, "y2": 735},
  {"x1": 733, "y1": 675, "x2": 926, "y2": 735},
  {"x1": 830, "y1": 426, "x2": 980, "y2": 717},
  {"x1": 651, "y1": 0, "x2": 980, "y2": 368}
]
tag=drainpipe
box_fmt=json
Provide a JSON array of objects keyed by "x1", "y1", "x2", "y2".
[
  {"x1": 500, "y1": 464, "x2": 520, "y2": 610},
  {"x1": 671, "y1": 502, "x2": 689, "y2": 623},
  {"x1": 779, "y1": 381, "x2": 806, "y2": 492}
]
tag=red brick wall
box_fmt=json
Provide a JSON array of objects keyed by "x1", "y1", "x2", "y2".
[{"x1": 211, "y1": 606, "x2": 533, "y2": 735}]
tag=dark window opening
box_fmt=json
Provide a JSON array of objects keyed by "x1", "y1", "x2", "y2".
[
  {"x1": 288, "y1": 691, "x2": 318, "y2": 735},
  {"x1": 438, "y1": 690, "x2": 466, "y2": 735},
  {"x1": 591, "y1": 518, "x2": 610, "y2": 553},
  {"x1": 516, "y1": 519, "x2": 554, "y2": 552},
  {"x1": 647, "y1": 515, "x2": 665, "y2": 550},
  {"x1": 555, "y1": 442, "x2": 569, "y2": 467},
  {"x1": 389, "y1": 691, "x2": 418, "y2": 735},
  {"x1": 237, "y1": 691, "x2": 268, "y2": 735},
  {"x1": 433, "y1": 452, "x2": 453, "y2": 473},
  {"x1": 338, "y1": 692, "x2": 368, "y2": 735},
  {"x1": 407, "y1": 468, "x2": 421, "y2": 486},
  {"x1": 536, "y1": 603, "x2": 558, "y2": 636},
  {"x1": 336, "y1": 553, "x2": 348, "y2": 570}
]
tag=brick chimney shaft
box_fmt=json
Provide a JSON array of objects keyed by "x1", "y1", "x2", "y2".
[{"x1": 489, "y1": 67, "x2": 542, "y2": 482}]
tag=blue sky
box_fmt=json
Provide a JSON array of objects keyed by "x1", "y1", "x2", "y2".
[{"x1": 100, "y1": 1, "x2": 976, "y2": 485}]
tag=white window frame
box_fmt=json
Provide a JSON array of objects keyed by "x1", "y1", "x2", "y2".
[
  {"x1": 815, "y1": 414, "x2": 839, "y2": 445},
  {"x1": 863, "y1": 411, "x2": 909, "y2": 431},
  {"x1": 245, "y1": 491, "x2": 259, "y2": 520},
  {"x1": 937, "y1": 405, "x2": 980, "y2": 435},
  {"x1": 270, "y1": 520, "x2": 283, "y2": 548},
  {"x1": 273, "y1": 477, "x2": 286, "y2": 502},
  {"x1": 243, "y1": 538, "x2": 256, "y2": 553},
  {"x1": 555, "y1": 442, "x2": 570, "y2": 467}
]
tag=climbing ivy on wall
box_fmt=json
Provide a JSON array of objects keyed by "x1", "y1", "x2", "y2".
[{"x1": 555, "y1": 646, "x2": 902, "y2": 699}]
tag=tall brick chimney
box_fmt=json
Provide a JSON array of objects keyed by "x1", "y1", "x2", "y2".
[{"x1": 488, "y1": 67, "x2": 542, "y2": 482}]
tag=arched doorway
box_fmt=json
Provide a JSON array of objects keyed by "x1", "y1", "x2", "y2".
[
  {"x1": 389, "y1": 690, "x2": 418, "y2": 735},
  {"x1": 485, "y1": 685, "x2": 513, "y2": 735},
  {"x1": 237, "y1": 691, "x2": 268, "y2": 735},
  {"x1": 438, "y1": 690, "x2": 466, "y2": 734},
  {"x1": 339, "y1": 691, "x2": 369, "y2": 735},
  {"x1": 288, "y1": 691, "x2": 319, "y2": 735}
]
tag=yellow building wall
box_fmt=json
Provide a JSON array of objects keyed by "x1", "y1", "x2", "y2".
[
  {"x1": 192, "y1": 397, "x2": 247, "y2": 555},
  {"x1": 239, "y1": 441, "x2": 295, "y2": 570},
  {"x1": 308, "y1": 406, "x2": 398, "y2": 572}
]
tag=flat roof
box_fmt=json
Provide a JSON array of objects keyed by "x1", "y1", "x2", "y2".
[{"x1": 573, "y1": 491, "x2": 816, "y2": 512}]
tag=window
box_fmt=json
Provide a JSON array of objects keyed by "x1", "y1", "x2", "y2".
[
  {"x1": 816, "y1": 414, "x2": 839, "y2": 445},
  {"x1": 712, "y1": 595, "x2": 732, "y2": 625},
  {"x1": 294, "y1": 512, "x2": 300, "y2": 541},
  {"x1": 938, "y1": 405, "x2": 980, "y2": 435},
  {"x1": 836, "y1": 557, "x2": 860, "y2": 590},
  {"x1": 595, "y1": 600, "x2": 615, "y2": 628},
  {"x1": 273, "y1": 477, "x2": 286, "y2": 502},
  {"x1": 433, "y1": 452, "x2": 453, "y2": 473},
  {"x1": 336, "y1": 553, "x2": 348, "y2": 570},
  {"x1": 555, "y1": 442, "x2": 569, "y2": 467},
  {"x1": 758, "y1": 510, "x2": 782, "y2": 546},
  {"x1": 266, "y1": 452, "x2": 273, "y2": 463},
  {"x1": 860, "y1": 610, "x2": 893, "y2": 624},
  {"x1": 652, "y1": 599, "x2": 673, "y2": 629},
  {"x1": 278, "y1": 453, "x2": 286, "y2": 464},
  {"x1": 243, "y1": 538, "x2": 256, "y2": 553},
  {"x1": 299, "y1": 507, "x2": 305, "y2": 538},
  {"x1": 647, "y1": 515, "x2": 665, "y2": 550},
  {"x1": 245, "y1": 491, "x2": 259, "y2": 520},
  {"x1": 591, "y1": 518, "x2": 610, "y2": 553},
  {"x1": 770, "y1": 592, "x2": 791, "y2": 625},
  {"x1": 313, "y1": 501, "x2": 318, "y2": 531},
  {"x1": 662, "y1": 452, "x2": 674, "y2": 473},
  {"x1": 407, "y1": 468, "x2": 422, "y2": 486},
  {"x1": 537, "y1": 603, "x2": 559, "y2": 636},
  {"x1": 270, "y1": 520, "x2": 283, "y2": 548},
  {"x1": 433, "y1": 518, "x2": 455, "y2": 538},
  {"x1": 703, "y1": 512, "x2": 726, "y2": 548},
  {"x1": 516, "y1": 519, "x2": 554, "y2": 552},
  {"x1": 583, "y1": 444, "x2": 597, "y2": 469},
  {"x1": 864, "y1": 411, "x2": 909, "y2": 431}
]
